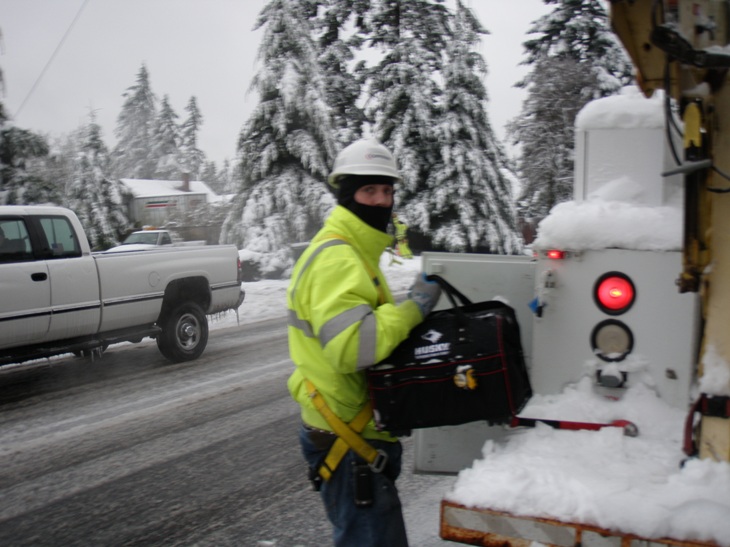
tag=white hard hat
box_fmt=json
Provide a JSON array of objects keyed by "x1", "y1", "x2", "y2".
[{"x1": 327, "y1": 138, "x2": 401, "y2": 188}]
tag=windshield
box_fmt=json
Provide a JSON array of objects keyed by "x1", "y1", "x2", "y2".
[{"x1": 123, "y1": 232, "x2": 159, "y2": 245}]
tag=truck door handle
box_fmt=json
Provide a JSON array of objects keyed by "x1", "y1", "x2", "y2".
[{"x1": 31, "y1": 272, "x2": 48, "y2": 282}]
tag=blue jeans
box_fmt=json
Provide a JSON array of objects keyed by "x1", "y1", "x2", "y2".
[{"x1": 299, "y1": 425, "x2": 409, "y2": 546}]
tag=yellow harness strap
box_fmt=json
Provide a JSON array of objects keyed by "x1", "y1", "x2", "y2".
[{"x1": 305, "y1": 379, "x2": 387, "y2": 481}]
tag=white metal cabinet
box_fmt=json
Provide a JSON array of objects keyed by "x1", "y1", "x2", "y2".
[{"x1": 414, "y1": 252, "x2": 536, "y2": 473}]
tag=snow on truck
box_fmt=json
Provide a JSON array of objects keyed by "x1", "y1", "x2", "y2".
[
  {"x1": 415, "y1": 3, "x2": 730, "y2": 545},
  {"x1": 0, "y1": 205, "x2": 244, "y2": 365}
]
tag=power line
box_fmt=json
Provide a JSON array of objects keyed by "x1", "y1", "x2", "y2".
[{"x1": 13, "y1": 0, "x2": 90, "y2": 119}]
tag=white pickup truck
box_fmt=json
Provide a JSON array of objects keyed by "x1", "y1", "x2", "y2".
[{"x1": 0, "y1": 205, "x2": 245, "y2": 365}]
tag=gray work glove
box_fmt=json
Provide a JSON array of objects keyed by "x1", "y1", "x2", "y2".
[{"x1": 408, "y1": 273, "x2": 442, "y2": 318}]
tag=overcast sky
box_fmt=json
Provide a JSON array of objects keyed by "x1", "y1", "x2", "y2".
[{"x1": 2, "y1": 0, "x2": 551, "y2": 167}]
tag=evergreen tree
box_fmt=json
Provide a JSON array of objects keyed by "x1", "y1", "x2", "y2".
[
  {"x1": 221, "y1": 0, "x2": 337, "y2": 275},
  {"x1": 521, "y1": 0, "x2": 633, "y2": 94},
  {"x1": 219, "y1": 158, "x2": 235, "y2": 194},
  {"x1": 112, "y1": 64, "x2": 158, "y2": 179},
  {"x1": 510, "y1": 0, "x2": 633, "y2": 222},
  {"x1": 427, "y1": 0, "x2": 521, "y2": 253},
  {"x1": 152, "y1": 95, "x2": 182, "y2": 179},
  {"x1": 36, "y1": 135, "x2": 76, "y2": 206},
  {"x1": 364, "y1": 0, "x2": 451, "y2": 248},
  {"x1": 200, "y1": 160, "x2": 221, "y2": 193},
  {"x1": 0, "y1": 126, "x2": 50, "y2": 204},
  {"x1": 180, "y1": 96, "x2": 206, "y2": 179},
  {"x1": 510, "y1": 57, "x2": 598, "y2": 219},
  {"x1": 315, "y1": 0, "x2": 369, "y2": 146},
  {"x1": 66, "y1": 114, "x2": 129, "y2": 249}
]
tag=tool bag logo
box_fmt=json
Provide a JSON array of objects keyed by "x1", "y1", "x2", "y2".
[{"x1": 414, "y1": 329, "x2": 450, "y2": 359}]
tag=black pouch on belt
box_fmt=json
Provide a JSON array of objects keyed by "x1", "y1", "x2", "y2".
[{"x1": 352, "y1": 462, "x2": 374, "y2": 507}]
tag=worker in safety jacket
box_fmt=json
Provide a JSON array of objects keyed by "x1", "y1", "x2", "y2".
[
  {"x1": 287, "y1": 138, "x2": 442, "y2": 547},
  {"x1": 392, "y1": 213, "x2": 414, "y2": 259}
]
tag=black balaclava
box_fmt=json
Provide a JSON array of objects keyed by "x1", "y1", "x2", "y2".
[{"x1": 337, "y1": 175, "x2": 395, "y2": 233}]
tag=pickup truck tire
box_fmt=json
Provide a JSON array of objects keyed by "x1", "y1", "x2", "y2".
[{"x1": 156, "y1": 302, "x2": 209, "y2": 362}]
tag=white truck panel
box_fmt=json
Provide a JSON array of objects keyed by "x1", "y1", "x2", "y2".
[
  {"x1": 412, "y1": 249, "x2": 701, "y2": 473},
  {"x1": 94, "y1": 246, "x2": 242, "y2": 331},
  {"x1": 0, "y1": 261, "x2": 51, "y2": 347},
  {"x1": 531, "y1": 249, "x2": 700, "y2": 408},
  {"x1": 414, "y1": 252, "x2": 535, "y2": 473},
  {"x1": 47, "y1": 256, "x2": 102, "y2": 341},
  {"x1": 574, "y1": 127, "x2": 682, "y2": 205}
]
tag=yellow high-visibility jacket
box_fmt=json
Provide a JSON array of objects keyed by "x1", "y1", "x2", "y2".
[
  {"x1": 394, "y1": 218, "x2": 408, "y2": 239},
  {"x1": 287, "y1": 206, "x2": 423, "y2": 441}
]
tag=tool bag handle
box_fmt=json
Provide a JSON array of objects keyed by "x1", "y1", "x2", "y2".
[
  {"x1": 425, "y1": 274, "x2": 473, "y2": 310},
  {"x1": 422, "y1": 274, "x2": 477, "y2": 333}
]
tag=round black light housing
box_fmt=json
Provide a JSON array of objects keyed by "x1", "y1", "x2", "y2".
[
  {"x1": 591, "y1": 319, "x2": 634, "y2": 362},
  {"x1": 594, "y1": 272, "x2": 636, "y2": 315}
]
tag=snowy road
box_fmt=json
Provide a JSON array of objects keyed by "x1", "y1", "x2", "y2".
[{"x1": 0, "y1": 317, "x2": 455, "y2": 546}]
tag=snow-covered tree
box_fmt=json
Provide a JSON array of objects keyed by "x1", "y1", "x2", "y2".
[
  {"x1": 426, "y1": 0, "x2": 521, "y2": 253},
  {"x1": 510, "y1": 57, "x2": 599, "y2": 219},
  {"x1": 221, "y1": 0, "x2": 337, "y2": 275},
  {"x1": 179, "y1": 96, "x2": 206, "y2": 179},
  {"x1": 510, "y1": 0, "x2": 633, "y2": 222},
  {"x1": 224, "y1": 0, "x2": 526, "y2": 258},
  {"x1": 152, "y1": 95, "x2": 182, "y2": 179},
  {"x1": 218, "y1": 158, "x2": 235, "y2": 194},
  {"x1": 363, "y1": 0, "x2": 452, "y2": 249},
  {"x1": 112, "y1": 64, "x2": 157, "y2": 179},
  {"x1": 66, "y1": 114, "x2": 129, "y2": 249},
  {"x1": 521, "y1": 0, "x2": 633, "y2": 94},
  {"x1": 0, "y1": 126, "x2": 50, "y2": 204},
  {"x1": 315, "y1": 0, "x2": 369, "y2": 146},
  {"x1": 200, "y1": 160, "x2": 221, "y2": 192}
]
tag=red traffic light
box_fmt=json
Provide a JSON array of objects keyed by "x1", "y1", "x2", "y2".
[{"x1": 594, "y1": 272, "x2": 635, "y2": 315}]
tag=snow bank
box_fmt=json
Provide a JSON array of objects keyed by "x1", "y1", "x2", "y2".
[{"x1": 446, "y1": 379, "x2": 730, "y2": 546}]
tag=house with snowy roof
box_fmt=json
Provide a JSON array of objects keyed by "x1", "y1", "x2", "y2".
[{"x1": 119, "y1": 174, "x2": 224, "y2": 227}]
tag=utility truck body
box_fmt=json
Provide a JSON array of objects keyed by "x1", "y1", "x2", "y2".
[{"x1": 420, "y1": 85, "x2": 727, "y2": 545}]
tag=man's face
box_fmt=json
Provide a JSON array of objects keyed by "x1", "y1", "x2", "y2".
[{"x1": 354, "y1": 183, "x2": 394, "y2": 208}]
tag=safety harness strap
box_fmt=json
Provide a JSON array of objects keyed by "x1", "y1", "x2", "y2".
[{"x1": 305, "y1": 379, "x2": 387, "y2": 481}]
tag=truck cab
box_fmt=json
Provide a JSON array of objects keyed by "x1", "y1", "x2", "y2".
[{"x1": 0, "y1": 208, "x2": 100, "y2": 350}]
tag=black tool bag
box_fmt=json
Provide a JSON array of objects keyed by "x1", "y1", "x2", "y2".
[{"x1": 366, "y1": 275, "x2": 532, "y2": 432}]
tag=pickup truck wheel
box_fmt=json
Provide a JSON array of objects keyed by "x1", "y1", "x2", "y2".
[{"x1": 157, "y1": 302, "x2": 208, "y2": 362}]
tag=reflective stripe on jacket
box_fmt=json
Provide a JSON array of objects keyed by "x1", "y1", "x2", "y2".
[{"x1": 287, "y1": 206, "x2": 423, "y2": 441}]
